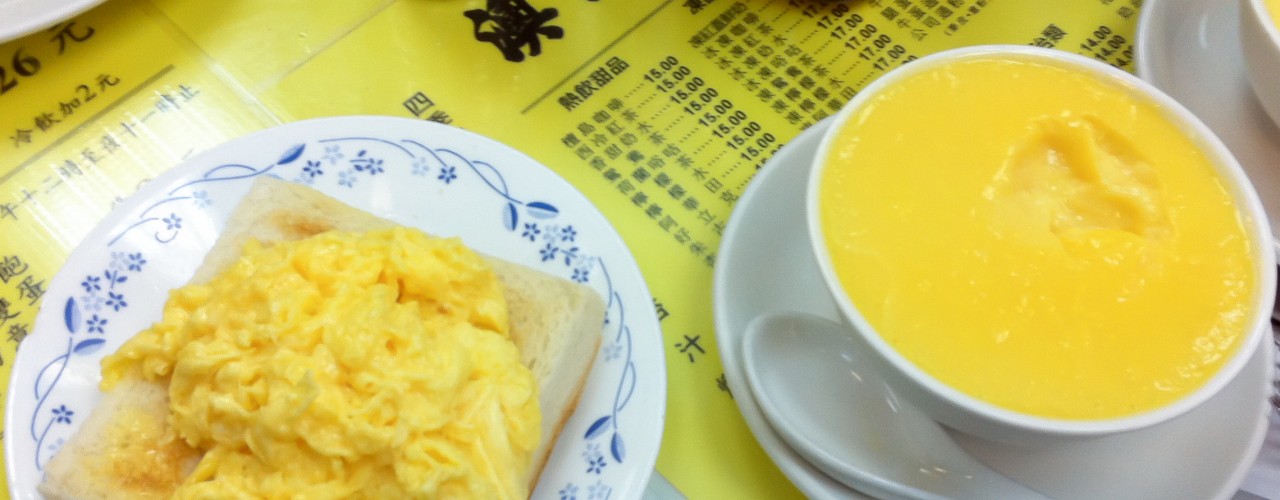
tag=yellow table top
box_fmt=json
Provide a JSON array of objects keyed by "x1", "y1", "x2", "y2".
[{"x1": 3, "y1": 0, "x2": 1267, "y2": 498}]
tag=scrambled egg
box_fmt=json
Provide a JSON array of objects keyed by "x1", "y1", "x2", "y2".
[{"x1": 101, "y1": 227, "x2": 541, "y2": 499}]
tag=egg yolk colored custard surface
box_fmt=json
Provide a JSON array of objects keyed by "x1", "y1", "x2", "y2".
[
  {"x1": 100, "y1": 227, "x2": 540, "y2": 499},
  {"x1": 818, "y1": 56, "x2": 1258, "y2": 420}
]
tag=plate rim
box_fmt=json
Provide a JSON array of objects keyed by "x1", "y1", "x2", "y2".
[
  {"x1": 1135, "y1": 0, "x2": 1280, "y2": 254},
  {"x1": 0, "y1": 0, "x2": 106, "y2": 44},
  {"x1": 713, "y1": 118, "x2": 858, "y2": 499}
]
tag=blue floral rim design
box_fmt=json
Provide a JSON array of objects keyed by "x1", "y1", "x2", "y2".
[{"x1": 26, "y1": 131, "x2": 644, "y2": 497}]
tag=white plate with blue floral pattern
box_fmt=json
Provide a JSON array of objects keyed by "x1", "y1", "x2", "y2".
[{"x1": 4, "y1": 116, "x2": 666, "y2": 500}]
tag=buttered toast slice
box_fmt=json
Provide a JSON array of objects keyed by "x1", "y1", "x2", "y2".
[
  {"x1": 38, "y1": 177, "x2": 605, "y2": 498},
  {"x1": 39, "y1": 378, "x2": 202, "y2": 500}
]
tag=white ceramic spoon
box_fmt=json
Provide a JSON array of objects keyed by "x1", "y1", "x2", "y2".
[{"x1": 741, "y1": 311, "x2": 1049, "y2": 500}]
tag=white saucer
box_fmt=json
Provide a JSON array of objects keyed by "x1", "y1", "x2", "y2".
[
  {"x1": 713, "y1": 119, "x2": 1273, "y2": 499},
  {"x1": 1136, "y1": 0, "x2": 1280, "y2": 252}
]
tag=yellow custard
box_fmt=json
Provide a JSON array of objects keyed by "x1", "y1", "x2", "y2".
[{"x1": 818, "y1": 56, "x2": 1258, "y2": 420}]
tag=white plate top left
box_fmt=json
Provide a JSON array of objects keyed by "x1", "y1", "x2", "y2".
[{"x1": 0, "y1": 0, "x2": 105, "y2": 43}]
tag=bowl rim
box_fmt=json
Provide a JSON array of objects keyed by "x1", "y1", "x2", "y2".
[
  {"x1": 1247, "y1": 0, "x2": 1280, "y2": 46},
  {"x1": 804, "y1": 44, "x2": 1278, "y2": 438}
]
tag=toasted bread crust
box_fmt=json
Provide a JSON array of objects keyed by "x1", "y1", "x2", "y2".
[{"x1": 38, "y1": 378, "x2": 200, "y2": 500}]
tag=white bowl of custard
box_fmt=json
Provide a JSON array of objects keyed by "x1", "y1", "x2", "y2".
[{"x1": 806, "y1": 45, "x2": 1277, "y2": 445}]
